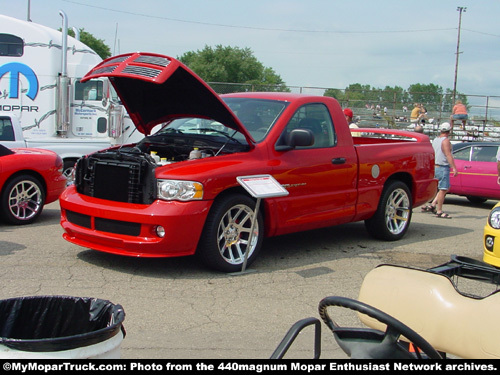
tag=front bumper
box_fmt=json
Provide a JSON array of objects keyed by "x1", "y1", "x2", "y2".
[
  {"x1": 60, "y1": 185, "x2": 212, "y2": 257},
  {"x1": 483, "y1": 224, "x2": 500, "y2": 267}
]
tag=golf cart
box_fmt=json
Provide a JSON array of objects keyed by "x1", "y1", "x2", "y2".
[{"x1": 271, "y1": 255, "x2": 500, "y2": 359}]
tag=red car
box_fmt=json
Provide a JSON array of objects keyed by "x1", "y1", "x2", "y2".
[{"x1": 0, "y1": 145, "x2": 66, "y2": 224}]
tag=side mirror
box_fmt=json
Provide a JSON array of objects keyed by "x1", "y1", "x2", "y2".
[{"x1": 275, "y1": 129, "x2": 314, "y2": 151}]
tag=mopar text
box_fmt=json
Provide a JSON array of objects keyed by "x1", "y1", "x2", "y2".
[{"x1": 0, "y1": 105, "x2": 38, "y2": 112}]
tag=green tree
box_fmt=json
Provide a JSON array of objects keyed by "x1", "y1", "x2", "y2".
[
  {"x1": 66, "y1": 28, "x2": 111, "y2": 60},
  {"x1": 178, "y1": 45, "x2": 288, "y2": 92},
  {"x1": 408, "y1": 83, "x2": 444, "y2": 111},
  {"x1": 324, "y1": 88, "x2": 344, "y2": 100}
]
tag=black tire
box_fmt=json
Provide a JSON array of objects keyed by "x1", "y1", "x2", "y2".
[
  {"x1": 365, "y1": 180, "x2": 412, "y2": 241},
  {"x1": 466, "y1": 196, "x2": 487, "y2": 204},
  {"x1": 0, "y1": 175, "x2": 45, "y2": 225},
  {"x1": 197, "y1": 194, "x2": 264, "y2": 273}
]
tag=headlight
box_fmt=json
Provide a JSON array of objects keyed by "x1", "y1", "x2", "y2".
[
  {"x1": 157, "y1": 179, "x2": 203, "y2": 201},
  {"x1": 488, "y1": 207, "x2": 500, "y2": 229}
]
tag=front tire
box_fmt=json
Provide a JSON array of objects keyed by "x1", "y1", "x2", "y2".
[
  {"x1": 466, "y1": 196, "x2": 487, "y2": 204},
  {"x1": 197, "y1": 194, "x2": 264, "y2": 272},
  {"x1": 365, "y1": 180, "x2": 412, "y2": 241},
  {"x1": 1, "y1": 175, "x2": 45, "y2": 225}
]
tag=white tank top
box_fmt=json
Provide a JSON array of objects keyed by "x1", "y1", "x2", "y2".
[{"x1": 432, "y1": 137, "x2": 448, "y2": 166}]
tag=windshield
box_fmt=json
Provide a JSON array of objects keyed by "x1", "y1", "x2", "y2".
[
  {"x1": 154, "y1": 117, "x2": 247, "y2": 144},
  {"x1": 223, "y1": 97, "x2": 288, "y2": 142}
]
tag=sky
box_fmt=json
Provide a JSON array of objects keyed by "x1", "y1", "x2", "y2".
[{"x1": 3, "y1": 0, "x2": 500, "y2": 98}]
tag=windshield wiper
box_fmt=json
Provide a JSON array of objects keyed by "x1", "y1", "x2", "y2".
[
  {"x1": 188, "y1": 128, "x2": 242, "y2": 144},
  {"x1": 156, "y1": 128, "x2": 183, "y2": 135}
]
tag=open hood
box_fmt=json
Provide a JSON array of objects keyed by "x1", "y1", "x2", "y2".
[{"x1": 81, "y1": 52, "x2": 250, "y2": 139}]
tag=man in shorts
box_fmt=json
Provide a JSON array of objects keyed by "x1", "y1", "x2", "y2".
[{"x1": 421, "y1": 122, "x2": 457, "y2": 218}]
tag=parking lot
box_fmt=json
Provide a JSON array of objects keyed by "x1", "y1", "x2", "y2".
[{"x1": 0, "y1": 196, "x2": 496, "y2": 359}]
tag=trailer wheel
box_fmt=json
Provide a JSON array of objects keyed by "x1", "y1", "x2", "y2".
[
  {"x1": 364, "y1": 180, "x2": 412, "y2": 241},
  {"x1": 1, "y1": 175, "x2": 45, "y2": 225},
  {"x1": 197, "y1": 194, "x2": 263, "y2": 272}
]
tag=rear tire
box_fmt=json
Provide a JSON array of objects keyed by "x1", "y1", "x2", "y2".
[
  {"x1": 1, "y1": 175, "x2": 45, "y2": 225},
  {"x1": 197, "y1": 194, "x2": 263, "y2": 272},
  {"x1": 365, "y1": 181, "x2": 412, "y2": 241}
]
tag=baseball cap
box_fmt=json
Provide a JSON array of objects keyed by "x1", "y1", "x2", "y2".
[
  {"x1": 343, "y1": 108, "x2": 353, "y2": 118},
  {"x1": 440, "y1": 122, "x2": 452, "y2": 132}
]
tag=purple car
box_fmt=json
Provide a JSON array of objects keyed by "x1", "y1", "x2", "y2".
[{"x1": 449, "y1": 142, "x2": 500, "y2": 203}]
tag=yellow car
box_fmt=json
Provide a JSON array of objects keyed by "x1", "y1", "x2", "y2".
[{"x1": 484, "y1": 202, "x2": 500, "y2": 267}]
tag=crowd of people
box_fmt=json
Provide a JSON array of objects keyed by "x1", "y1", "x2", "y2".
[{"x1": 343, "y1": 104, "x2": 476, "y2": 220}]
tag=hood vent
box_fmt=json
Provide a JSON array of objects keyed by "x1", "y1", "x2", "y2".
[
  {"x1": 122, "y1": 65, "x2": 162, "y2": 79},
  {"x1": 93, "y1": 65, "x2": 117, "y2": 75},
  {"x1": 133, "y1": 55, "x2": 171, "y2": 67}
]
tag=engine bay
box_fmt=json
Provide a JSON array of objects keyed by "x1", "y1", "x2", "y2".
[{"x1": 74, "y1": 119, "x2": 251, "y2": 204}]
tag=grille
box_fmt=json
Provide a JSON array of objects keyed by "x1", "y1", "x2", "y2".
[
  {"x1": 95, "y1": 217, "x2": 141, "y2": 236},
  {"x1": 75, "y1": 152, "x2": 156, "y2": 204},
  {"x1": 66, "y1": 210, "x2": 91, "y2": 228},
  {"x1": 66, "y1": 210, "x2": 141, "y2": 236}
]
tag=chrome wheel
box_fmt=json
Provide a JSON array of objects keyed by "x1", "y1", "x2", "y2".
[
  {"x1": 198, "y1": 194, "x2": 263, "y2": 272},
  {"x1": 365, "y1": 181, "x2": 412, "y2": 241},
  {"x1": 2, "y1": 176, "x2": 45, "y2": 224},
  {"x1": 63, "y1": 159, "x2": 77, "y2": 185},
  {"x1": 385, "y1": 187, "x2": 411, "y2": 235},
  {"x1": 8, "y1": 179, "x2": 43, "y2": 221},
  {"x1": 217, "y1": 203, "x2": 258, "y2": 265}
]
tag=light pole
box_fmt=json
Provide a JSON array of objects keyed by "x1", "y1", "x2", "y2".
[{"x1": 452, "y1": 6, "x2": 466, "y2": 105}]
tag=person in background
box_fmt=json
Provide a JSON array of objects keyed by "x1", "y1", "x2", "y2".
[
  {"x1": 414, "y1": 124, "x2": 424, "y2": 133},
  {"x1": 450, "y1": 99, "x2": 468, "y2": 130},
  {"x1": 410, "y1": 103, "x2": 424, "y2": 124},
  {"x1": 421, "y1": 122, "x2": 457, "y2": 218},
  {"x1": 344, "y1": 108, "x2": 360, "y2": 137}
]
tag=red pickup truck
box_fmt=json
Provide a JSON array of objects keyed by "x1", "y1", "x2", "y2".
[{"x1": 59, "y1": 52, "x2": 437, "y2": 272}]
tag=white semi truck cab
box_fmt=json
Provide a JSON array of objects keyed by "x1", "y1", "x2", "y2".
[{"x1": 0, "y1": 11, "x2": 142, "y2": 178}]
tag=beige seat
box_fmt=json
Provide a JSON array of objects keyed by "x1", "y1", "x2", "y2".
[{"x1": 358, "y1": 265, "x2": 500, "y2": 359}]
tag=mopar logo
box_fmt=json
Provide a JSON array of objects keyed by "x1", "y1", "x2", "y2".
[{"x1": 0, "y1": 62, "x2": 39, "y2": 100}]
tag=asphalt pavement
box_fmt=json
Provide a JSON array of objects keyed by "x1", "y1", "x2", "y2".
[{"x1": 0, "y1": 196, "x2": 496, "y2": 359}]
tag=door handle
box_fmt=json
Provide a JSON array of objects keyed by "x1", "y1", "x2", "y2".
[{"x1": 332, "y1": 158, "x2": 346, "y2": 165}]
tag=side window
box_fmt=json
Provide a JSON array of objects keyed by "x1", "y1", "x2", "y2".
[
  {"x1": 279, "y1": 103, "x2": 336, "y2": 149},
  {"x1": 0, "y1": 117, "x2": 15, "y2": 141},
  {"x1": 453, "y1": 147, "x2": 471, "y2": 161},
  {"x1": 472, "y1": 146, "x2": 498, "y2": 162},
  {"x1": 75, "y1": 80, "x2": 104, "y2": 101},
  {"x1": 0, "y1": 34, "x2": 23, "y2": 57}
]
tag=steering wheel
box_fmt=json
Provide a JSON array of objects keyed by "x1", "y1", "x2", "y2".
[{"x1": 318, "y1": 296, "x2": 442, "y2": 359}]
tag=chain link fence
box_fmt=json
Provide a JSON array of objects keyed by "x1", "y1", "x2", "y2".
[{"x1": 209, "y1": 82, "x2": 500, "y2": 142}]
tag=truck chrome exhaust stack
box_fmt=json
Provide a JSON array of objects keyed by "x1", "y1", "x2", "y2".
[{"x1": 57, "y1": 10, "x2": 70, "y2": 137}]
